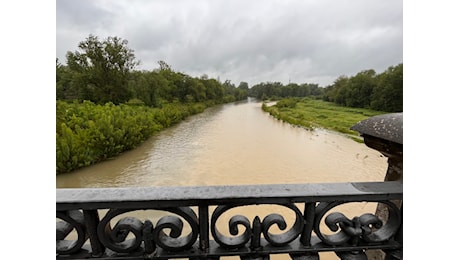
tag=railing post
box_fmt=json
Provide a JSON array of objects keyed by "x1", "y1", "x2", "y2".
[
  {"x1": 300, "y1": 202, "x2": 315, "y2": 246},
  {"x1": 199, "y1": 205, "x2": 210, "y2": 254},
  {"x1": 82, "y1": 210, "x2": 105, "y2": 256},
  {"x1": 351, "y1": 113, "x2": 403, "y2": 260}
]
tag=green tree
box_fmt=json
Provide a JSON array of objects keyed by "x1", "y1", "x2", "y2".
[
  {"x1": 201, "y1": 78, "x2": 224, "y2": 101},
  {"x1": 238, "y1": 82, "x2": 249, "y2": 90},
  {"x1": 325, "y1": 76, "x2": 349, "y2": 105},
  {"x1": 66, "y1": 34, "x2": 139, "y2": 104},
  {"x1": 345, "y1": 70, "x2": 376, "y2": 108},
  {"x1": 371, "y1": 64, "x2": 403, "y2": 112},
  {"x1": 56, "y1": 59, "x2": 77, "y2": 100}
]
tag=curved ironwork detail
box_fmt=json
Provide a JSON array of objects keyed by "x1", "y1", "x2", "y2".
[
  {"x1": 152, "y1": 207, "x2": 199, "y2": 252},
  {"x1": 211, "y1": 203, "x2": 303, "y2": 249},
  {"x1": 211, "y1": 205, "x2": 252, "y2": 249},
  {"x1": 261, "y1": 204, "x2": 304, "y2": 246},
  {"x1": 56, "y1": 210, "x2": 87, "y2": 255},
  {"x1": 56, "y1": 182, "x2": 403, "y2": 259},
  {"x1": 97, "y1": 209, "x2": 144, "y2": 253},
  {"x1": 97, "y1": 207, "x2": 199, "y2": 254},
  {"x1": 313, "y1": 201, "x2": 401, "y2": 246}
]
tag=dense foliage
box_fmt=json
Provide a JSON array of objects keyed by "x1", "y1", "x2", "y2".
[
  {"x1": 249, "y1": 63, "x2": 402, "y2": 113},
  {"x1": 56, "y1": 100, "x2": 208, "y2": 174},
  {"x1": 248, "y1": 82, "x2": 324, "y2": 100},
  {"x1": 323, "y1": 64, "x2": 403, "y2": 112},
  {"x1": 56, "y1": 35, "x2": 248, "y2": 174},
  {"x1": 57, "y1": 35, "x2": 247, "y2": 106}
]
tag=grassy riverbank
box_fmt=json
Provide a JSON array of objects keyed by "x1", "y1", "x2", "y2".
[
  {"x1": 56, "y1": 100, "x2": 209, "y2": 174},
  {"x1": 262, "y1": 98, "x2": 386, "y2": 142}
]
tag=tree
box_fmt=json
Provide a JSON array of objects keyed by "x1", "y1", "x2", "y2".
[
  {"x1": 66, "y1": 35, "x2": 139, "y2": 104},
  {"x1": 345, "y1": 70, "x2": 376, "y2": 108},
  {"x1": 324, "y1": 76, "x2": 349, "y2": 105},
  {"x1": 371, "y1": 64, "x2": 403, "y2": 112},
  {"x1": 201, "y1": 78, "x2": 224, "y2": 101},
  {"x1": 238, "y1": 82, "x2": 249, "y2": 90}
]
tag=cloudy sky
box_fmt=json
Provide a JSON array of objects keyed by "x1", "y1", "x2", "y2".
[{"x1": 56, "y1": 0, "x2": 402, "y2": 87}]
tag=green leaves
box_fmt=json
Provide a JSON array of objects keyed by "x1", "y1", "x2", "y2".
[
  {"x1": 323, "y1": 63, "x2": 403, "y2": 112},
  {"x1": 65, "y1": 35, "x2": 139, "y2": 104},
  {"x1": 56, "y1": 100, "x2": 210, "y2": 174}
]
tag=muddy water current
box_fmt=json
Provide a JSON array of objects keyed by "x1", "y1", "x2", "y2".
[{"x1": 56, "y1": 98, "x2": 388, "y2": 259}]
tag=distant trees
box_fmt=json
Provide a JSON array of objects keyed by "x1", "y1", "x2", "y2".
[
  {"x1": 248, "y1": 63, "x2": 402, "y2": 112},
  {"x1": 323, "y1": 63, "x2": 403, "y2": 112},
  {"x1": 56, "y1": 35, "x2": 247, "y2": 106},
  {"x1": 248, "y1": 82, "x2": 324, "y2": 100},
  {"x1": 57, "y1": 34, "x2": 401, "y2": 113}
]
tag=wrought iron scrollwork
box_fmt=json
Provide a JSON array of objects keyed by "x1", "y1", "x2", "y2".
[
  {"x1": 151, "y1": 207, "x2": 199, "y2": 252},
  {"x1": 56, "y1": 182, "x2": 403, "y2": 259},
  {"x1": 56, "y1": 210, "x2": 87, "y2": 255},
  {"x1": 97, "y1": 209, "x2": 144, "y2": 253},
  {"x1": 96, "y1": 207, "x2": 199, "y2": 254},
  {"x1": 211, "y1": 205, "x2": 252, "y2": 249},
  {"x1": 313, "y1": 201, "x2": 401, "y2": 246},
  {"x1": 210, "y1": 203, "x2": 303, "y2": 249}
]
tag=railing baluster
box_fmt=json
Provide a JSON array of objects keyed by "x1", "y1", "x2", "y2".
[
  {"x1": 199, "y1": 205, "x2": 210, "y2": 252},
  {"x1": 83, "y1": 210, "x2": 105, "y2": 256},
  {"x1": 300, "y1": 202, "x2": 315, "y2": 246},
  {"x1": 143, "y1": 220, "x2": 155, "y2": 254}
]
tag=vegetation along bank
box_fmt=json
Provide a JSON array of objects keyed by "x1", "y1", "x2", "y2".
[
  {"x1": 56, "y1": 34, "x2": 402, "y2": 174},
  {"x1": 262, "y1": 98, "x2": 386, "y2": 142}
]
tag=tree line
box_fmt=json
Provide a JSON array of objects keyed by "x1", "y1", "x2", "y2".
[
  {"x1": 57, "y1": 34, "x2": 402, "y2": 112},
  {"x1": 56, "y1": 35, "x2": 248, "y2": 106},
  {"x1": 56, "y1": 34, "x2": 248, "y2": 174},
  {"x1": 246, "y1": 64, "x2": 402, "y2": 113},
  {"x1": 248, "y1": 82, "x2": 324, "y2": 100},
  {"x1": 322, "y1": 64, "x2": 403, "y2": 112}
]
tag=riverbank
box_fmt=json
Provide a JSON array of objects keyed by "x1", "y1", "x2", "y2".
[
  {"x1": 56, "y1": 100, "x2": 211, "y2": 174},
  {"x1": 57, "y1": 99, "x2": 388, "y2": 188},
  {"x1": 262, "y1": 98, "x2": 386, "y2": 142}
]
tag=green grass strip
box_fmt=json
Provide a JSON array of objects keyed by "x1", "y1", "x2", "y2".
[{"x1": 262, "y1": 98, "x2": 386, "y2": 142}]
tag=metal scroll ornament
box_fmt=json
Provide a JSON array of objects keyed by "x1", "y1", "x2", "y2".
[
  {"x1": 97, "y1": 207, "x2": 199, "y2": 253},
  {"x1": 56, "y1": 210, "x2": 87, "y2": 255},
  {"x1": 211, "y1": 203, "x2": 304, "y2": 249},
  {"x1": 313, "y1": 201, "x2": 401, "y2": 246}
]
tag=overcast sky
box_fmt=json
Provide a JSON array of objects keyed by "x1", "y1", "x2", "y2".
[{"x1": 56, "y1": 0, "x2": 402, "y2": 87}]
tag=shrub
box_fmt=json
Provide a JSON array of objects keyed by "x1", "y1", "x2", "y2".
[{"x1": 56, "y1": 100, "x2": 207, "y2": 174}]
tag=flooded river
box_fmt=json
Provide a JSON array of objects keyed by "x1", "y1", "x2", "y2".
[{"x1": 56, "y1": 98, "x2": 388, "y2": 259}]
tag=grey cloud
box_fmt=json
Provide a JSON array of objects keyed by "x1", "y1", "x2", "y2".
[
  {"x1": 56, "y1": 0, "x2": 114, "y2": 31},
  {"x1": 56, "y1": 0, "x2": 402, "y2": 87}
]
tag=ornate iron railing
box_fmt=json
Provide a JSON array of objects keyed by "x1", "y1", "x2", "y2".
[{"x1": 56, "y1": 181, "x2": 402, "y2": 260}]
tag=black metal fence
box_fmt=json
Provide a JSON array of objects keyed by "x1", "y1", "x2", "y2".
[{"x1": 56, "y1": 181, "x2": 402, "y2": 260}]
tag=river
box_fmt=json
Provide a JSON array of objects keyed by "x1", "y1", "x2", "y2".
[{"x1": 56, "y1": 98, "x2": 388, "y2": 259}]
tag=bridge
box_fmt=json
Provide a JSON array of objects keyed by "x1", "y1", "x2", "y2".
[{"x1": 56, "y1": 113, "x2": 403, "y2": 260}]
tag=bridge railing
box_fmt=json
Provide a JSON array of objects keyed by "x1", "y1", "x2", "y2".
[{"x1": 56, "y1": 181, "x2": 402, "y2": 260}]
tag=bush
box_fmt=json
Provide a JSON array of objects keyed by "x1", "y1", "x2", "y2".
[
  {"x1": 275, "y1": 98, "x2": 298, "y2": 108},
  {"x1": 56, "y1": 100, "x2": 206, "y2": 174}
]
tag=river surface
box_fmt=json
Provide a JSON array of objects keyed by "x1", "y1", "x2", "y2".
[{"x1": 56, "y1": 98, "x2": 388, "y2": 259}]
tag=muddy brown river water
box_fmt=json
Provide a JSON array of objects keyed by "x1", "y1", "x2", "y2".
[{"x1": 56, "y1": 98, "x2": 388, "y2": 259}]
